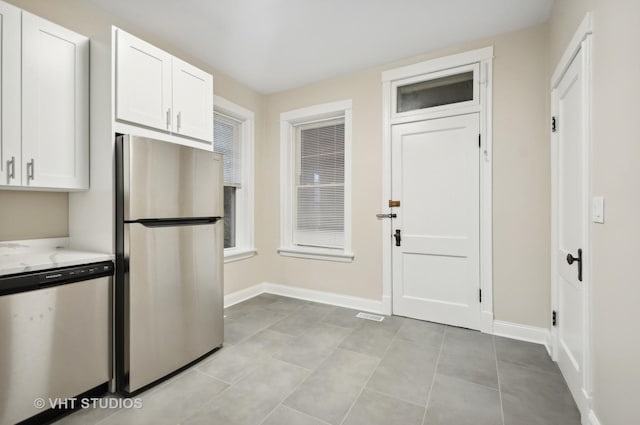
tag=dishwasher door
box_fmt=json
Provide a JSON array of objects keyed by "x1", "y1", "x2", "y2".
[{"x1": 0, "y1": 276, "x2": 111, "y2": 425}]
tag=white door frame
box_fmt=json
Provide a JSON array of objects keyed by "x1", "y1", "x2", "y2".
[
  {"x1": 550, "y1": 12, "x2": 593, "y2": 418},
  {"x1": 381, "y1": 47, "x2": 494, "y2": 333}
]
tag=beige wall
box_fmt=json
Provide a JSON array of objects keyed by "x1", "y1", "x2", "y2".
[
  {"x1": 549, "y1": 1, "x2": 640, "y2": 424},
  {"x1": 262, "y1": 24, "x2": 551, "y2": 327},
  {"x1": 0, "y1": 191, "x2": 68, "y2": 240}
]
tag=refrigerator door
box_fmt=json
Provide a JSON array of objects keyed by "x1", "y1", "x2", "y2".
[
  {"x1": 121, "y1": 135, "x2": 223, "y2": 220},
  {"x1": 123, "y1": 220, "x2": 223, "y2": 393}
]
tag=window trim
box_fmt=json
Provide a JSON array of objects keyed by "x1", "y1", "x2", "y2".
[
  {"x1": 214, "y1": 95, "x2": 256, "y2": 263},
  {"x1": 279, "y1": 99, "x2": 353, "y2": 262}
]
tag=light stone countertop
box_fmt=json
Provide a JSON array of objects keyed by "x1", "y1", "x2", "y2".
[{"x1": 0, "y1": 238, "x2": 113, "y2": 276}]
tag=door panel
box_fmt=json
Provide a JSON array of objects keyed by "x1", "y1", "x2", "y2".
[
  {"x1": 125, "y1": 222, "x2": 223, "y2": 392},
  {"x1": 116, "y1": 30, "x2": 172, "y2": 132},
  {"x1": 555, "y1": 47, "x2": 586, "y2": 408},
  {"x1": 0, "y1": 1, "x2": 21, "y2": 187},
  {"x1": 0, "y1": 277, "x2": 110, "y2": 424},
  {"x1": 172, "y1": 57, "x2": 214, "y2": 143},
  {"x1": 21, "y1": 12, "x2": 89, "y2": 189},
  {"x1": 392, "y1": 114, "x2": 480, "y2": 329},
  {"x1": 122, "y1": 136, "x2": 222, "y2": 220}
]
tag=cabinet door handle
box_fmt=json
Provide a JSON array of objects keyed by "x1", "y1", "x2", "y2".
[
  {"x1": 177, "y1": 112, "x2": 182, "y2": 132},
  {"x1": 166, "y1": 108, "x2": 171, "y2": 130},
  {"x1": 27, "y1": 159, "x2": 35, "y2": 182},
  {"x1": 7, "y1": 156, "x2": 15, "y2": 181}
]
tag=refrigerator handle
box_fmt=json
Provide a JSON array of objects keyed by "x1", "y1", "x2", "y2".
[{"x1": 130, "y1": 217, "x2": 223, "y2": 228}]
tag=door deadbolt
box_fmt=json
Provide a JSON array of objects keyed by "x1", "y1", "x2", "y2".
[{"x1": 394, "y1": 229, "x2": 401, "y2": 247}]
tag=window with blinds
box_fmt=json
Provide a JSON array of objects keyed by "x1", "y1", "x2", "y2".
[
  {"x1": 214, "y1": 112, "x2": 242, "y2": 249},
  {"x1": 294, "y1": 119, "x2": 345, "y2": 249}
]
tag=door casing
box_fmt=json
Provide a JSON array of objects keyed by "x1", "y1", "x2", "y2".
[
  {"x1": 550, "y1": 12, "x2": 593, "y2": 420},
  {"x1": 381, "y1": 47, "x2": 494, "y2": 333}
]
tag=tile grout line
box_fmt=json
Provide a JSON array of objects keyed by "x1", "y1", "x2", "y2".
[
  {"x1": 255, "y1": 362, "x2": 315, "y2": 425},
  {"x1": 280, "y1": 405, "x2": 334, "y2": 425},
  {"x1": 420, "y1": 326, "x2": 447, "y2": 425},
  {"x1": 365, "y1": 387, "x2": 426, "y2": 409},
  {"x1": 337, "y1": 321, "x2": 402, "y2": 425},
  {"x1": 493, "y1": 336, "x2": 506, "y2": 425}
]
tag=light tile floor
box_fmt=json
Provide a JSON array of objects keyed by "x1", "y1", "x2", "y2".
[{"x1": 56, "y1": 294, "x2": 581, "y2": 425}]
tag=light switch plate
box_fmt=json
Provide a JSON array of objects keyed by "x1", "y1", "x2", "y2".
[{"x1": 592, "y1": 196, "x2": 604, "y2": 223}]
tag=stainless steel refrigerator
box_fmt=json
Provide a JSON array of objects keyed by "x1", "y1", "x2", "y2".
[{"x1": 115, "y1": 135, "x2": 224, "y2": 395}]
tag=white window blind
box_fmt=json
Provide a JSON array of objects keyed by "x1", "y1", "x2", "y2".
[
  {"x1": 214, "y1": 112, "x2": 242, "y2": 187},
  {"x1": 294, "y1": 118, "x2": 345, "y2": 249}
]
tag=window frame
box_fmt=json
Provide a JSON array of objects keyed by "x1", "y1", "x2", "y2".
[
  {"x1": 391, "y1": 63, "x2": 480, "y2": 121},
  {"x1": 279, "y1": 99, "x2": 354, "y2": 262},
  {"x1": 214, "y1": 95, "x2": 256, "y2": 263}
]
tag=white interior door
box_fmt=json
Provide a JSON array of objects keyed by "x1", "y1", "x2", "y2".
[
  {"x1": 554, "y1": 47, "x2": 587, "y2": 413},
  {"x1": 392, "y1": 113, "x2": 480, "y2": 329}
]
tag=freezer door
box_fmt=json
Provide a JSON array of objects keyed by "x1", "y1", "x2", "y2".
[
  {"x1": 121, "y1": 135, "x2": 223, "y2": 220},
  {"x1": 123, "y1": 221, "x2": 223, "y2": 393}
]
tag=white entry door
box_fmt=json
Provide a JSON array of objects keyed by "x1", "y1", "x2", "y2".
[
  {"x1": 391, "y1": 113, "x2": 480, "y2": 329},
  {"x1": 553, "y1": 46, "x2": 588, "y2": 413}
]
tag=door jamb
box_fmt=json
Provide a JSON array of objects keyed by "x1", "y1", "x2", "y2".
[
  {"x1": 550, "y1": 12, "x2": 593, "y2": 417},
  {"x1": 380, "y1": 47, "x2": 494, "y2": 333}
]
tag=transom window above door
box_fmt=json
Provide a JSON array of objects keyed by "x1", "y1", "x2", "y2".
[{"x1": 391, "y1": 63, "x2": 480, "y2": 120}]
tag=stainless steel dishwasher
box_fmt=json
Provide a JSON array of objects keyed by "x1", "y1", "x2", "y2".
[{"x1": 0, "y1": 261, "x2": 113, "y2": 425}]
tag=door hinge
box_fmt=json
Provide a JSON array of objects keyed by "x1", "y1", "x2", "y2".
[
  {"x1": 552, "y1": 310, "x2": 557, "y2": 327},
  {"x1": 479, "y1": 289, "x2": 482, "y2": 303},
  {"x1": 551, "y1": 116, "x2": 558, "y2": 133},
  {"x1": 478, "y1": 134, "x2": 481, "y2": 148}
]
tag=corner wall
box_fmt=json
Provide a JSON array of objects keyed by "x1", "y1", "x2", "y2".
[
  {"x1": 262, "y1": 24, "x2": 551, "y2": 328},
  {"x1": 549, "y1": 1, "x2": 640, "y2": 423}
]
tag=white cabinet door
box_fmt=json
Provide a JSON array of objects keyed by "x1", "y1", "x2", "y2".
[
  {"x1": 21, "y1": 12, "x2": 89, "y2": 190},
  {"x1": 0, "y1": 2, "x2": 21, "y2": 187},
  {"x1": 172, "y1": 57, "x2": 213, "y2": 143},
  {"x1": 116, "y1": 30, "x2": 173, "y2": 132}
]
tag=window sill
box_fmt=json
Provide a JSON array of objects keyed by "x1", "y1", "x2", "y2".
[
  {"x1": 277, "y1": 247, "x2": 354, "y2": 263},
  {"x1": 224, "y1": 248, "x2": 257, "y2": 264}
]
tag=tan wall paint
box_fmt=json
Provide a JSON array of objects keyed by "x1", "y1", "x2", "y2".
[
  {"x1": 0, "y1": 0, "x2": 267, "y2": 293},
  {"x1": 0, "y1": 191, "x2": 68, "y2": 240},
  {"x1": 263, "y1": 24, "x2": 551, "y2": 327},
  {"x1": 549, "y1": 1, "x2": 640, "y2": 424}
]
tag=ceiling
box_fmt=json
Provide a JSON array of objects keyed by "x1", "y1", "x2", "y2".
[{"x1": 87, "y1": 0, "x2": 554, "y2": 94}]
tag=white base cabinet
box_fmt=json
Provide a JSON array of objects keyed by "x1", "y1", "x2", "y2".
[
  {"x1": 115, "y1": 29, "x2": 213, "y2": 145},
  {"x1": 0, "y1": 2, "x2": 89, "y2": 191}
]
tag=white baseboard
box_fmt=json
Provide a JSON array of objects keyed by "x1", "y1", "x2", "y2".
[
  {"x1": 588, "y1": 410, "x2": 602, "y2": 425},
  {"x1": 224, "y1": 282, "x2": 385, "y2": 314},
  {"x1": 225, "y1": 285, "x2": 551, "y2": 354},
  {"x1": 224, "y1": 283, "x2": 266, "y2": 308},
  {"x1": 493, "y1": 320, "x2": 551, "y2": 353},
  {"x1": 263, "y1": 282, "x2": 385, "y2": 314},
  {"x1": 480, "y1": 311, "x2": 494, "y2": 334}
]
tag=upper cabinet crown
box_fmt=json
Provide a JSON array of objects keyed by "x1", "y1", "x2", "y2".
[
  {"x1": 0, "y1": 2, "x2": 89, "y2": 190},
  {"x1": 115, "y1": 29, "x2": 214, "y2": 144}
]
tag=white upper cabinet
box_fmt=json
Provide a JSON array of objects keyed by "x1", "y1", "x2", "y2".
[
  {"x1": 0, "y1": 4, "x2": 89, "y2": 191},
  {"x1": 115, "y1": 29, "x2": 214, "y2": 144},
  {"x1": 0, "y1": 1, "x2": 21, "y2": 187},
  {"x1": 172, "y1": 57, "x2": 213, "y2": 142},
  {"x1": 116, "y1": 30, "x2": 172, "y2": 132},
  {"x1": 21, "y1": 12, "x2": 89, "y2": 190}
]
